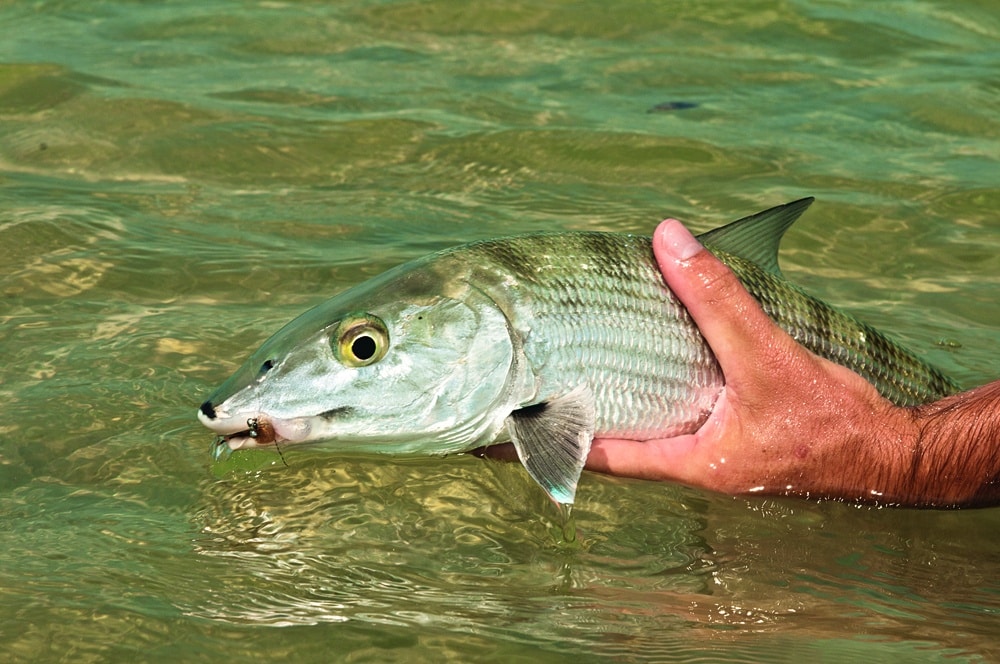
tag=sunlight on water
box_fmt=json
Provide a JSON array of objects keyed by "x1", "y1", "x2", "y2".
[{"x1": 1, "y1": 0, "x2": 999, "y2": 661}]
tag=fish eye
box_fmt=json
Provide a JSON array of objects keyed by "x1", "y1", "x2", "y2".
[
  {"x1": 333, "y1": 314, "x2": 389, "y2": 367},
  {"x1": 351, "y1": 334, "x2": 377, "y2": 361}
]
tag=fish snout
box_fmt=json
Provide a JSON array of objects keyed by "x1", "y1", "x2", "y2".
[{"x1": 199, "y1": 400, "x2": 217, "y2": 420}]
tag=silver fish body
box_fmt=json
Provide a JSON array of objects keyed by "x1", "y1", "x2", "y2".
[{"x1": 198, "y1": 199, "x2": 957, "y2": 504}]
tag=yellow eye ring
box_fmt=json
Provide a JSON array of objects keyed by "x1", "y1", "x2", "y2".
[{"x1": 333, "y1": 314, "x2": 389, "y2": 367}]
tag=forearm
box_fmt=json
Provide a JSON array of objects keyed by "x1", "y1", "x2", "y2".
[{"x1": 896, "y1": 381, "x2": 1000, "y2": 507}]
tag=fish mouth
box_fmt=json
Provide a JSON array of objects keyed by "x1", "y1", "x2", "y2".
[
  {"x1": 208, "y1": 415, "x2": 282, "y2": 459},
  {"x1": 199, "y1": 402, "x2": 311, "y2": 460}
]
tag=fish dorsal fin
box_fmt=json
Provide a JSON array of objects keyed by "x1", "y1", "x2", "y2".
[
  {"x1": 696, "y1": 197, "x2": 814, "y2": 276},
  {"x1": 505, "y1": 385, "x2": 595, "y2": 506}
]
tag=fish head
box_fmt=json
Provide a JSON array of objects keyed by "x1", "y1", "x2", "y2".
[{"x1": 198, "y1": 260, "x2": 522, "y2": 457}]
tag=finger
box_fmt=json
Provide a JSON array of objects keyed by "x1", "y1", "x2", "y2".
[
  {"x1": 652, "y1": 218, "x2": 795, "y2": 370},
  {"x1": 587, "y1": 436, "x2": 697, "y2": 480}
]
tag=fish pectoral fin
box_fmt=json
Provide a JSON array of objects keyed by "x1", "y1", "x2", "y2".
[{"x1": 506, "y1": 384, "x2": 595, "y2": 506}]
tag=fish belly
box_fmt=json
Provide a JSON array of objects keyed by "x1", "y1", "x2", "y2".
[{"x1": 531, "y1": 307, "x2": 724, "y2": 439}]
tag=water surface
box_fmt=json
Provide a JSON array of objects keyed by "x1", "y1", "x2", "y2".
[{"x1": 2, "y1": 1, "x2": 999, "y2": 661}]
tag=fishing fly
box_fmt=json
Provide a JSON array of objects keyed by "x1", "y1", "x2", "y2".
[{"x1": 247, "y1": 416, "x2": 288, "y2": 466}]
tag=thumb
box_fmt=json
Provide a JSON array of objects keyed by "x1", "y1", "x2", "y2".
[{"x1": 651, "y1": 218, "x2": 793, "y2": 373}]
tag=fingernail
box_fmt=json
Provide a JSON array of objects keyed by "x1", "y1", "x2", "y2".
[{"x1": 656, "y1": 218, "x2": 702, "y2": 262}]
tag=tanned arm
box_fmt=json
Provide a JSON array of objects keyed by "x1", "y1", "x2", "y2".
[{"x1": 902, "y1": 382, "x2": 1000, "y2": 506}]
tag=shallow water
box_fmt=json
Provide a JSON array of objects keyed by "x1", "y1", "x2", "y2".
[{"x1": 2, "y1": 1, "x2": 1000, "y2": 661}]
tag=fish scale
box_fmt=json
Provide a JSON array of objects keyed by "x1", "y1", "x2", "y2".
[
  {"x1": 456, "y1": 232, "x2": 723, "y2": 438},
  {"x1": 724, "y1": 253, "x2": 957, "y2": 405},
  {"x1": 470, "y1": 231, "x2": 952, "y2": 409}
]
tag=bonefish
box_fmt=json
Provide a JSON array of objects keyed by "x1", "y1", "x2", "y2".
[{"x1": 198, "y1": 199, "x2": 956, "y2": 504}]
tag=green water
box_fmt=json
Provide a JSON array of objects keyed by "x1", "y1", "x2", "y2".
[{"x1": 2, "y1": 1, "x2": 999, "y2": 661}]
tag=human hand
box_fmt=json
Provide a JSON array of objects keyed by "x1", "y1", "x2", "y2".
[{"x1": 586, "y1": 218, "x2": 916, "y2": 501}]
